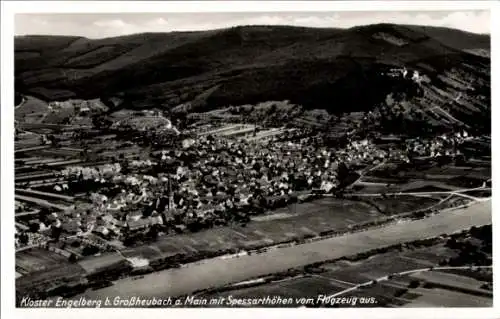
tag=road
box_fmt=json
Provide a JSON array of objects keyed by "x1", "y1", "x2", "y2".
[
  {"x1": 347, "y1": 160, "x2": 387, "y2": 190},
  {"x1": 336, "y1": 185, "x2": 491, "y2": 202},
  {"x1": 78, "y1": 199, "x2": 490, "y2": 300},
  {"x1": 327, "y1": 265, "x2": 492, "y2": 298},
  {"x1": 15, "y1": 96, "x2": 26, "y2": 109}
]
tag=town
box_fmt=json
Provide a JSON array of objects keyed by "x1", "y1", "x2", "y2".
[
  {"x1": 15, "y1": 100, "x2": 486, "y2": 253},
  {"x1": 15, "y1": 94, "x2": 491, "y2": 304}
]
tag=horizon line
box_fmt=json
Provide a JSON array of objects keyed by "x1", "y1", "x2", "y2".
[{"x1": 14, "y1": 22, "x2": 491, "y2": 40}]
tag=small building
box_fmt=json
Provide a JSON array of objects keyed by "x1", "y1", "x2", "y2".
[
  {"x1": 79, "y1": 106, "x2": 91, "y2": 114},
  {"x1": 127, "y1": 218, "x2": 153, "y2": 231},
  {"x1": 94, "y1": 225, "x2": 110, "y2": 236}
]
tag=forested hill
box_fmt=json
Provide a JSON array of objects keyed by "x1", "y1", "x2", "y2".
[{"x1": 15, "y1": 23, "x2": 490, "y2": 127}]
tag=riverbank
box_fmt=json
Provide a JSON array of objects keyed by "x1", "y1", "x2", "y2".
[{"x1": 76, "y1": 199, "x2": 490, "y2": 300}]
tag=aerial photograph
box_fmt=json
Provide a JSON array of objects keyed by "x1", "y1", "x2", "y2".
[{"x1": 13, "y1": 9, "x2": 491, "y2": 308}]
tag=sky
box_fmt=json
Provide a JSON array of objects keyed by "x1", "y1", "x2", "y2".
[{"x1": 15, "y1": 11, "x2": 490, "y2": 39}]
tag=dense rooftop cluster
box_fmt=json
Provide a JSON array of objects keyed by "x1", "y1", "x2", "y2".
[
  {"x1": 406, "y1": 131, "x2": 471, "y2": 158},
  {"x1": 27, "y1": 130, "x2": 421, "y2": 245}
]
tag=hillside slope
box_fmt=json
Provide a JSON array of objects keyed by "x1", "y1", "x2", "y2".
[{"x1": 15, "y1": 24, "x2": 490, "y2": 131}]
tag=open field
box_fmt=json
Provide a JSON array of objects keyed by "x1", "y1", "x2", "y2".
[
  {"x1": 198, "y1": 124, "x2": 250, "y2": 136},
  {"x1": 16, "y1": 264, "x2": 86, "y2": 295},
  {"x1": 16, "y1": 248, "x2": 69, "y2": 275},
  {"x1": 351, "y1": 179, "x2": 464, "y2": 195},
  {"x1": 318, "y1": 242, "x2": 462, "y2": 285},
  {"x1": 321, "y1": 255, "x2": 429, "y2": 284},
  {"x1": 203, "y1": 276, "x2": 347, "y2": 307},
  {"x1": 409, "y1": 270, "x2": 490, "y2": 293},
  {"x1": 77, "y1": 252, "x2": 126, "y2": 274},
  {"x1": 75, "y1": 199, "x2": 490, "y2": 299},
  {"x1": 16, "y1": 248, "x2": 86, "y2": 292},
  {"x1": 351, "y1": 183, "x2": 392, "y2": 194},
  {"x1": 341, "y1": 277, "x2": 492, "y2": 308},
  {"x1": 42, "y1": 107, "x2": 76, "y2": 124},
  {"x1": 396, "y1": 180, "x2": 462, "y2": 192},
  {"x1": 402, "y1": 288, "x2": 492, "y2": 307},
  {"x1": 356, "y1": 176, "x2": 404, "y2": 184},
  {"x1": 123, "y1": 196, "x2": 435, "y2": 261},
  {"x1": 366, "y1": 163, "x2": 490, "y2": 188},
  {"x1": 15, "y1": 132, "x2": 44, "y2": 149},
  {"x1": 15, "y1": 96, "x2": 49, "y2": 119},
  {"x1": 364, "y1": 196, "x2": 439, "y2": 215},
  {"x1": 402, "y1": 244, "x2": 458, "y2": 264}
]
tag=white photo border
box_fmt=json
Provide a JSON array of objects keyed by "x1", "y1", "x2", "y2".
[{"x1": 2, "y1": 1, "x2": 499, "y2": 319}]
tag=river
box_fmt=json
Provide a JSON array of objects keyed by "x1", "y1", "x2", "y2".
[{"x1": 79, "y1": 199, "x2": 491, "y2": 300}]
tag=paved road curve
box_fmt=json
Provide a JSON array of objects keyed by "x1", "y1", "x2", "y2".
[{"x1": 79, "y1": 199, "x2": 491, "y2": 300}]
